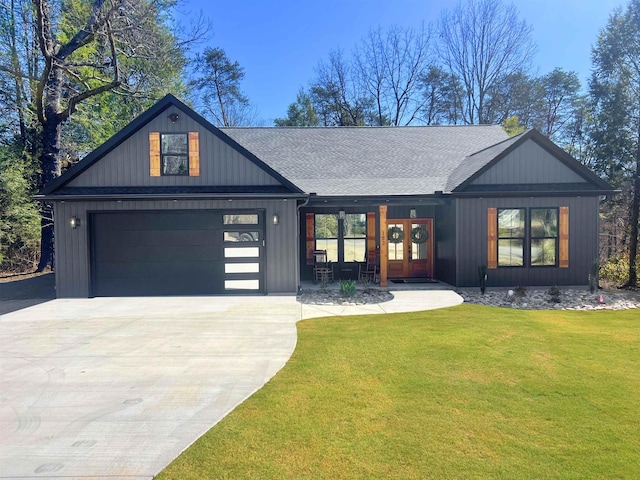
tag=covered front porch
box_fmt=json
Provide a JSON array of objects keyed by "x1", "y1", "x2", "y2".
[{"x1": 299, "y1": 195, "x2": 456, "y2": 289}]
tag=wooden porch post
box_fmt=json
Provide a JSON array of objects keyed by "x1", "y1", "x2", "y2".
[{"x1": 379, "y1": 205, "x2": 388, "y2": 287}]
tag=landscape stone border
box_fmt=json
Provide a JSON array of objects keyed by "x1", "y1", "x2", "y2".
[{"x1": 297, "y1": 286, "x2": 640, "y2": 310}]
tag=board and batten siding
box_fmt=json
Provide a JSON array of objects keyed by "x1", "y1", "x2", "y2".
[
  {"x1": 434, "y1": 203, "x2": 456, "y2": 286},
  {"x1": 456, "y1": 196, "x2": 599, "y2": 287},
  {"x1": 471, "y1": 139, "x2": 587, "y2": 185},
  {"x1": 53, "y1": 199, "x2": 298, "y2": 297},
  {"x1": 67, "y1": 105, "x2": 281, "y2": 188}
]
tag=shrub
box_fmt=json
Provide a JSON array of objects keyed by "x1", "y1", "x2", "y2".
[
  {"x1": 600, "y1": 254, "x2": 640, "y2": 285},
  {"x1": 514, "y1": 285, "x2": 527, "y2": 298},
  {"x1": 548, "y1": 286, "x2": 561, "y2": 303},
  {"x1": 339, "y1": 279, "x2": 357, "y2": 297}
]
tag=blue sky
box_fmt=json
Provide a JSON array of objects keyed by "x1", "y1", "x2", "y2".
[{"x1": 179, "y1": 0, "x2": 625, "y2": 124}]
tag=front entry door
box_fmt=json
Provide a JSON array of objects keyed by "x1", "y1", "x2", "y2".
[{"x1": 387, "y1": 218, "x2": 434, "y2": 279}]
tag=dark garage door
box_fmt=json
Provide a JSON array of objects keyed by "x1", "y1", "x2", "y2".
[{"x1": 90, "y1": 211, "x2": 264, "y2": 296}]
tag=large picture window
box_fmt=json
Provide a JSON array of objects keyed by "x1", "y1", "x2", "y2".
[
  {"x1": 161, "y1": 133, "x2": 188, "y2": 175},
  {"x1": 530, "y1": 208, "x2": 558, "y2": 266},
  {"x1": 498, "y1": 209, "x2": 525, "y2": 267},
  {"x1": 494, "y1": 207, "x2": 561, "y2": 268},
  {"x1": 313, "y1": 213, "x2": 367, "y2": 264}
]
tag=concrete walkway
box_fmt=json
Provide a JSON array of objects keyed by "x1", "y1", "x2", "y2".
[
  {"x1": 0, "y1": 289, "x2": 461, "y2": 479},
  {"x1": 300, "y1": 289, "x2": 463, "y2": 319}
]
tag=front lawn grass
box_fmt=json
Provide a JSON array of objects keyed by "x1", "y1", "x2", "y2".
[{"x1": 157, "y1": 305, "x2": 640, "y2": 479}]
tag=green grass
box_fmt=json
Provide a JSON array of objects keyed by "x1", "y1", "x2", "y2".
[{"x1": 157, "y1": 305, "x2": 640, "y2": 479}]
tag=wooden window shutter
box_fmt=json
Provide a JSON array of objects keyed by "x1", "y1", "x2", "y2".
[
  {"x1": 367, "y1": 212, "x2": 376, "y2": 254},
  {"x1": 487, "y1": 208, "x2": 498, "y2": 269},
  {"x1": 188, "y1": 132, "x2": 200, "y2": 176},
  {"x1": 149, "y1": 132, "x2": 160, "y2": 177},
  {"x1": 559, "y1": 206, "x2": 569, "y2": 268},
  {"x1": 305, "y1": 213, "x2": 315, "y2": 265}
]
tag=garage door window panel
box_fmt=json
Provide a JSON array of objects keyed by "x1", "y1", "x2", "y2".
[
  {"x1": 224, "y1": 231, "x2": 260, "y2": 242},
  {"x1": 224, "y1": 247, "x2": 260, "y2": 258},
  {"x1": 224, "y1": 214, "x2": 259, "y2": 225},
  {"x1": 225, "y1": 279, "x2": 260, "y2": 290}
]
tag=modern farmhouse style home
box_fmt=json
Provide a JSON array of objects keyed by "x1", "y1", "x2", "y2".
[{"x1": 37, "y1": 94, "x2": 614, "y2": 297}]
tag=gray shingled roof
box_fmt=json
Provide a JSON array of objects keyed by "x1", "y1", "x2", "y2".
[
  {"x1": 445, "y1": 132, "x2": 523, "y2": 192},
  {"x1": 221, "y1": 125, "x2": 509, "y2": 196}
]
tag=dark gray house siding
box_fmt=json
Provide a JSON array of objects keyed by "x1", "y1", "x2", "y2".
[
  {"x1": 54, "y1": 199, "x2": 298, "y2": 297},
  {"x1": 434, "y1": 202, "x2": 457, "y2": 286},
  {"x1": 456, "y1": 196, "x2": 599, "y2": 287},
  {"x1": 67, "y1": 105, "x2": 281, "y2": 188},
  {"x1": 470, "y1": 139, "x2": 588, "y2": 185}
]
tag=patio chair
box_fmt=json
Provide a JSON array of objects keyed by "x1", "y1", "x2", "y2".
[
  {"x1": 313, "y1": 250, "x2": 334, "y2": 283},
  {"x1": 358, "y1": 250, "x2": 379, "y2": 283}
]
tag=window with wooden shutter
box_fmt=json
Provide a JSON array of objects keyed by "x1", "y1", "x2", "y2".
[
  {"x1": 149, "y1": 132, "x2": 160, "y2": 176},
  {"x1": 559, "y1": 206, "x2": 569, "y2": 268},
  {"x1": 188, "y1": 132, "x2": 200, "y2": 176},
  {"x1": 487, "y1": 208, "x2": 498, "y2": 269}
]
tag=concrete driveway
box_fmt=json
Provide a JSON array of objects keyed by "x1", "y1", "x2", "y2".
[{"x1": 0, "y1": 296, "x2": 300, "y2": 479}]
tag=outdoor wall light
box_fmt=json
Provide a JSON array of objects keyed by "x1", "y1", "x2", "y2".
[
  {"x1": 70, "y1": 216, "x2": 81, "y2": 229},
  {"x1": 339, "y1": 209, "x2": 346, "y2": 220},
  {"x1": 272, "y1": 214, "x2": 280, "y2": 226},
  {"x1": 167, "y1": 112, "x2": 179, "y2": 123},
  {"x1": 410, "y1": 208, "x2": 417, "y2": 218}
]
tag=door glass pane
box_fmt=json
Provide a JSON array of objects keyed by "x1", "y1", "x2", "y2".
[
  {"x1": 411, "y1": 223, "x2": 428, "y2": 260},
  {"x1": 225, "y1": 263, "x2": 260, "y2": 273},
  {"x1": 224, "y1": 231, "x2": 259, "y2": 242},
  {"x1": 225, "y1": 279, "x2": 260, "y2": 290},
  {"x1": 224, "y1": 247, "x2": 260, "y2": 258},
  {"x1": 388, "y1": 223, "x2": 404, "y2": 260},
  {"x1": 224, "y1": 214, "x2": 259, "y2": 225}
]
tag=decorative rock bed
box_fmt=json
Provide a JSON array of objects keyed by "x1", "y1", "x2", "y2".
[
  {"x1": 297, "y1": 286, "x2": 640, "y2": 310},
  {"x1": 297, "y1": 288, "x2": 394, "y2": 306},
  {"x1": 458, "y1": 288, "x2": 640, "y2": 311}
]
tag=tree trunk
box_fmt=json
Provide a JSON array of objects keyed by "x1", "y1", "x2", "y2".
[
  {"x1": 35, "y1": 70, "x2": 63, "y2": 272},
  {"x1": 626, "y1": 161, "x2": 640, "y2": 287}
]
